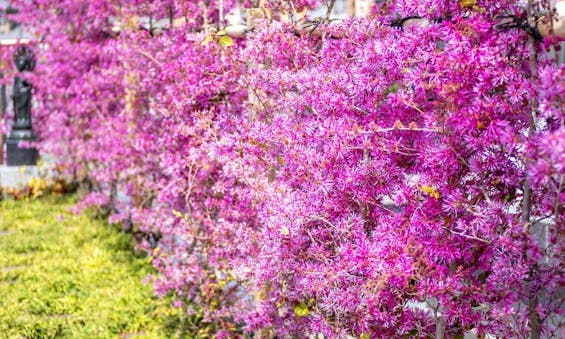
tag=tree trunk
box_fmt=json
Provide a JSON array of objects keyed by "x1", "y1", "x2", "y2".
[
  {"x1": 525, "y1": 1, "x2": 542, "y2": 339},
  {"x1": 435, "y1": 316, "x2": 446, "y2": 339}
]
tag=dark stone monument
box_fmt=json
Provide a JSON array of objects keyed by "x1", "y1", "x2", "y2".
[{"x1": 6, "y1": 45, "x2": 37, "y2": 166}]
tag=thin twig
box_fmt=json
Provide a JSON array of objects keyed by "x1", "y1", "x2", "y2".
[
  {"x1": 446, "y1": 228, "x2": 491, "y2": 244},
  {"x1": 135, "y1": 48, "x2": 160, "y2": 65},
  {"x1": 403, "y1": 100, "x2": 427, "y2": 116},
  {"x1": 307, "y1": 215, "x2": 340, "y2": 231},
  {"x1": 362, "y1": 126, "x2": 441, "y2": 133},
  {"x1": 287, "y1": 0, "x2": 297, "y2": 24},
  {"x1": 325, "y1": 0, "x2": 337, "y2": 24}
]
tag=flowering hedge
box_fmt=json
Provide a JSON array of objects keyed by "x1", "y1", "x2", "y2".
[{"x1": 5, "y1": 0, "x2": 564, "y2": 337}]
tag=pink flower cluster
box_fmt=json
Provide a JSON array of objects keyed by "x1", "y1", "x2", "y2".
[{"x1": 5, "y1": 0, "x2": 564, "y2": 337}]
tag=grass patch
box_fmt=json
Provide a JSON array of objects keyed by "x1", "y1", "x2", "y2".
[{"x1": 0, "y1": 195, "x2": 186, "y2": 338}]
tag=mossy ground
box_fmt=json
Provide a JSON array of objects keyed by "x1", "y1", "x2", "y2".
[{"x1": 0, "y1": 195, "x2": 185, "y2": 338}]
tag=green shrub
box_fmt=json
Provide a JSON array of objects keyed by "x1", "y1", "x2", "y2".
[{"x1": 0, "y1": 195, "x2": 190, "y2": 338}]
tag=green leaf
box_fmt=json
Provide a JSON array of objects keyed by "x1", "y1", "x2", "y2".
[
  {"x1": 218, "y1": 36, "x2": 233, "y2": 47},
  {"x1": 201, "y1": 35, "x2": 213, "y2": 46},
  {"x1": 384, "y1": 82, "x2": 400, "y2": 96},
  {"x1": 294, "y1": 302, "x2": 309, "y2": 317},
  {"x1": 459, "y1": 0, "x2": 477, "y2": 7}
]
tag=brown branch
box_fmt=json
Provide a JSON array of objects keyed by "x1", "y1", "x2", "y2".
[
  {"x1": 219, "y1": 0, "x2": 224, "y2": 29},
  {"x1": 325, "y1": 0, "x2": 337, "y2": 24}
]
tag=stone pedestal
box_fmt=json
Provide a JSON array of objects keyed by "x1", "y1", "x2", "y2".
[
  {"x1": 0, "y1": 165, "x2": 38, "y2": 190},
  {"x1": 6, "y1": 129, "x2": 37, "y2": 166}
]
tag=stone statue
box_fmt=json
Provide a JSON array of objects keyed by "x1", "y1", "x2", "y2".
[
  {"x1": 12, "y1": 46, "x2": 35, "y2": 131},
  {"x1": 6, "y1": 45, "x2": 38, "y2": 166}
]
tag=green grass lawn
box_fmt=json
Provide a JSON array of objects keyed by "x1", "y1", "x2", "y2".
[{"x1": 0, "y1": 195, "x2": 184, "y2": 338}]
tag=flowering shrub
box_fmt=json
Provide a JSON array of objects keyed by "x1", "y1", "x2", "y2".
[{"x1": 4, "y1": 0, "x2": 564, "y2": 337}]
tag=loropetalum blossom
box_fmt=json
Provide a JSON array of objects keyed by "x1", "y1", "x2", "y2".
[{"x1": 5, "y1": 0, "x2": 564, "y2": 337}]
